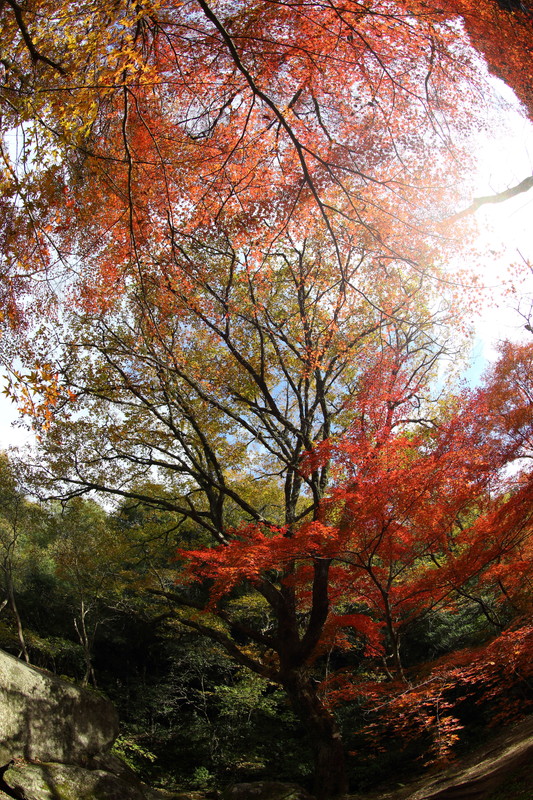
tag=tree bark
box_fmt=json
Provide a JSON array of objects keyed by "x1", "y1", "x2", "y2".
[{"x1": 283, "y1": 672, "x2": 348, "y2": 800}]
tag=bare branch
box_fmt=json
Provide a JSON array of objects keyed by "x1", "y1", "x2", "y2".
[{"x1": 448, "y1": 175, "x2": 533, "y2": 222}]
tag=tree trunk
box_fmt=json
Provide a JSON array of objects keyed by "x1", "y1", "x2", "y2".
[
  {"x1": 6, "y1": 571, "x2": 29, "y2": 663},
  {"x1": 74, "y1": 599, "x2": 97, "y2": 687},
  {"x1": 283, "y1": 672, "x2": 348, "y2": 800}
]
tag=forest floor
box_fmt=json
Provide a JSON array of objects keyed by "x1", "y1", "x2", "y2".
[{"x1": 354, "y1": 715, "x2": 533, "y2": 800}]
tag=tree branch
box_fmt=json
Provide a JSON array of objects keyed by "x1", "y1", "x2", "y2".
[
  {"x1": 5, "y1": 0, "x2": 65, "y2": 74},
  {"x1": 449, "y1": 175, "x2": 533, "y2": 222}
]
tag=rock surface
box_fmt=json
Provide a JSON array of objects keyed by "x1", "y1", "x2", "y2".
[
  {"x1": 405, "y1": 716, "x2": 533, "y2": 800},
  {"x1": 0, "y1": 649, "x2": 118, "y2": 765},
  {"x1": 0, "y1": 649, "x2": 162, "y2": 800},
  {"x1": 222, "y1": 782, "x2": 313, "y2": 800},
  {"x1": 1, "y1": 762, "x2": 146, "y2": 800},
  {"x1": 364, "y1": 715, "x2": 533, "y2": 800}
]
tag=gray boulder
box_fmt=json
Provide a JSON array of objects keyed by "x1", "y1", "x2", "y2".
[
  {"x1": 0, "y1": 649, "x2": 188, "y2": 800},
  {"x1": 0, "y1": 649, "x2": 118, "y2": 765}
]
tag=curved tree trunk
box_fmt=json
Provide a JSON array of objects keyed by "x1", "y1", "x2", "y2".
[{"x1": 283, "y1": 672, "x2": 348, "y2": 800}]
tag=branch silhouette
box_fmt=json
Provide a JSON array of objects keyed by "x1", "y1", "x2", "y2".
[{"x1": 448, "y1": 175, "x2": 533, "y2": 222}]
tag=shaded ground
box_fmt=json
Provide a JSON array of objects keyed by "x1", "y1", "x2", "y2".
[
  {"x1": 484, "y1": 759, "x2": 531, "y2": 800},
  {"x1": 353, "y1": 716, "x2": 533, "y2": 800}
]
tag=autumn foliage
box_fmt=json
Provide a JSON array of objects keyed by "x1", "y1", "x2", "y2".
[
  {"x1": 0, "y1": 0, "x2": 494, "y2": 332},
  {"x1": 177, "y1": 342, "x2": 533, "y2": 766},
  {"x1": 1, "y1": 1, "x2": 533, "y2": 798},
  {"x1": 348, "y1": 625, "x2": 533, "y2": 765},
  {"x1": 445, "y1": 0, "x2": 533, "y2": 119}
]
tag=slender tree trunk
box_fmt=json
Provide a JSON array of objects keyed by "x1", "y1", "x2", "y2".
[
  {"x1": 6, "y1": 571, "x2": 29, "y2": 663},
  {"x1": 74, "y1": 599, "x2": 97, "y2": 687},
  {"x1": 381, "y1": 591, "x2": 406, "y2": 681},
  {"x1": 283, "y1": 672, "x2": 347, "y2": 800}
]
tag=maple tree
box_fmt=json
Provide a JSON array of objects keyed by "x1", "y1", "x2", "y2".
[
  {"x1": 169, "y1": 341, "x2": 532, "y2": 791},
  {"x1": 21, "y1": 330, "x2": 533, "y2": 797},
  {"x1": 1, "y1": 0, "x2": 532, "y2": 331},
  {"x1": 1, "y1": 1, "x2": 533, "y2": 797},
  {"x1": 348, "y1": 625, "x2": 533, "y2": 768},
  {"x1": 0, "y1": 0, "x2": 495, "y2": 328}
]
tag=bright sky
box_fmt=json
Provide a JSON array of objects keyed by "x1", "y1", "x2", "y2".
[
  {"x1": 1, "y1": 80, "x2": 533, "y2": 450},
  {"x1": 0, "y1": 378, "x2": 34, "y2": 449},
  {"x1": 464, "y1": 78, "x2": 533, "y2": 381}
]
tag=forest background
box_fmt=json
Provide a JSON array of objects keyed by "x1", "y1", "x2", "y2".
[{"x1": 0, "y1": 1, "x2": 532, "y2": 798}]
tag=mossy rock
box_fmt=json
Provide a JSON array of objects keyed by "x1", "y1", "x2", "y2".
[{"x1": 3, "y1": 762, "x2": 146, "y2": 800}]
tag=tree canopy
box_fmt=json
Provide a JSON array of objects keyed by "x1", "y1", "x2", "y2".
[{"x1": 1, "y1": 2, "x2": 533, "y2": 799}]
